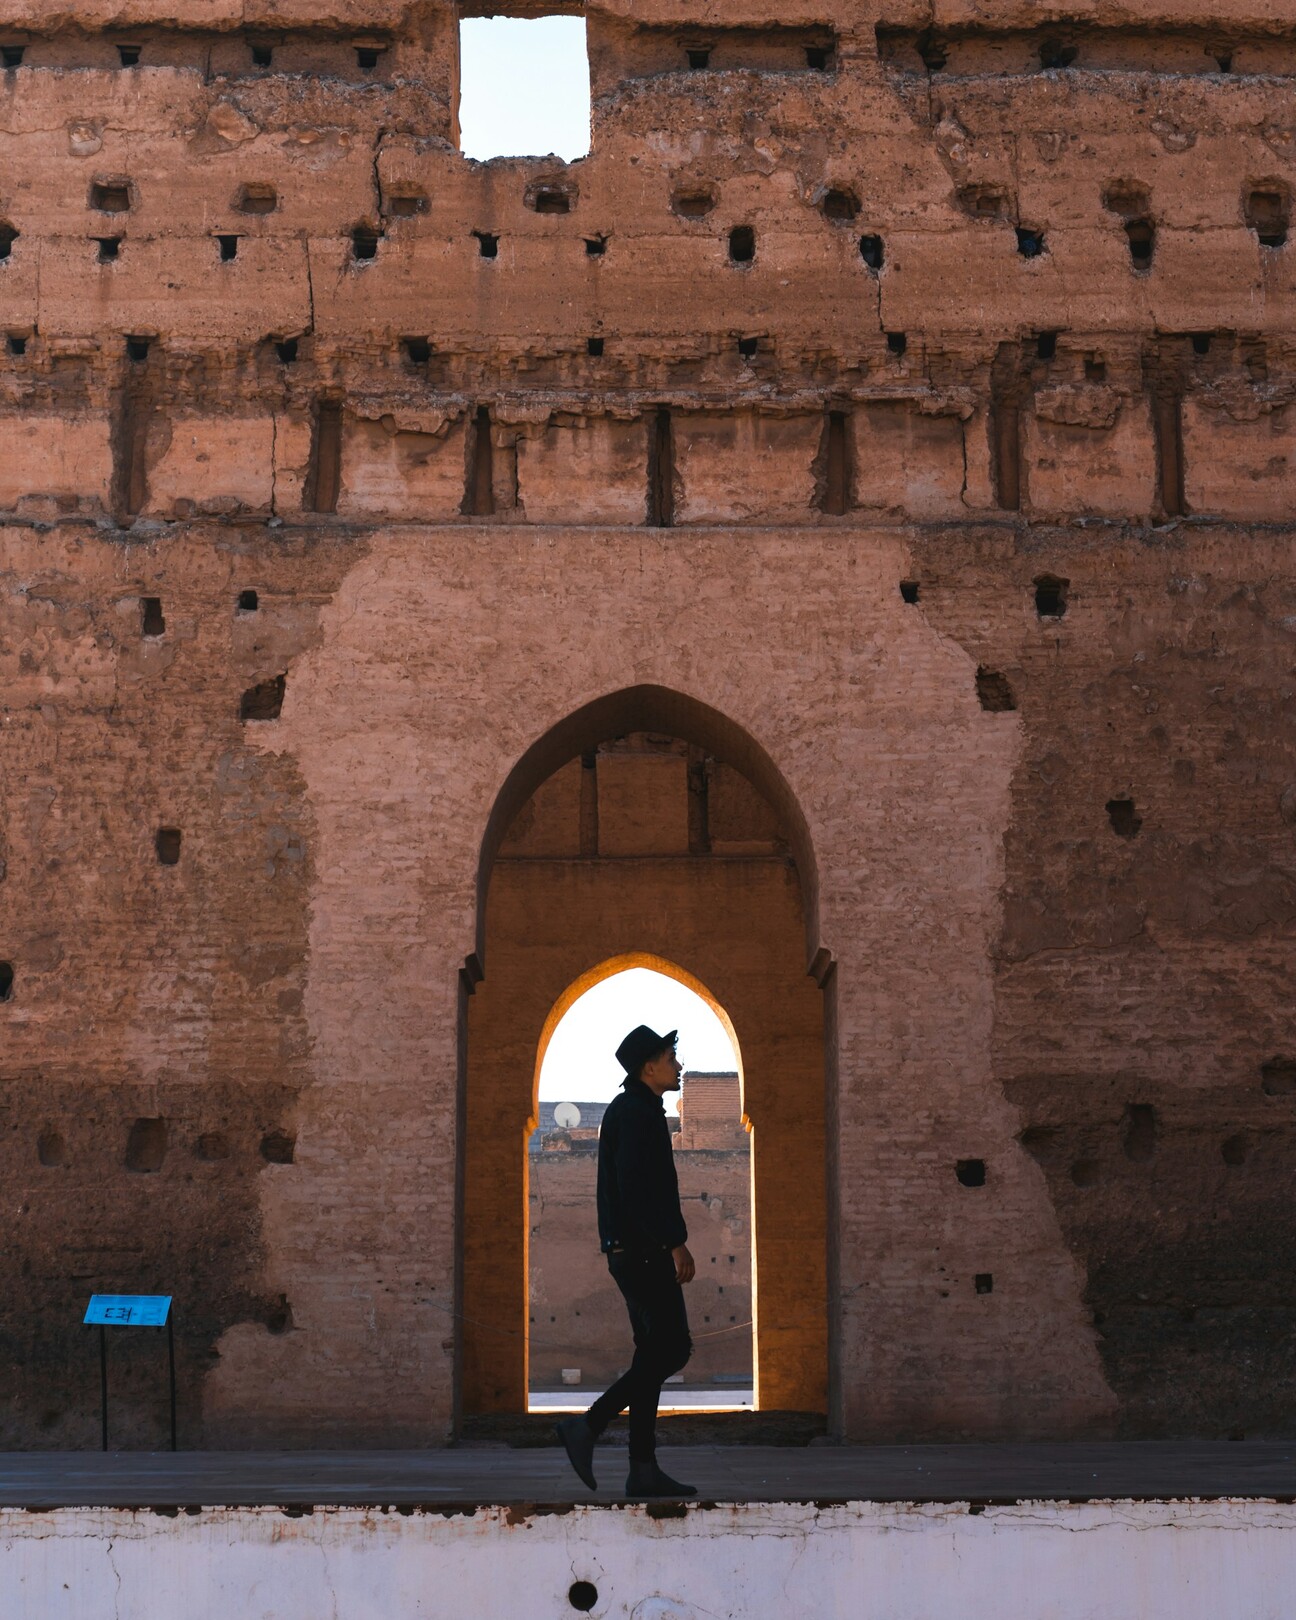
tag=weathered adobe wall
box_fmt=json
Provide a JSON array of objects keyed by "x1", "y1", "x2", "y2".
[
  {"x1": 0, "y1": 0, "x2": 1293, "y2": 1446},
  {"x1": 0, "y1": 2, "x2": 1292, "y2": 525}
]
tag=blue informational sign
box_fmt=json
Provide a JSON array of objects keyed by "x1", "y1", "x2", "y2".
[{"x1": 84, "y1": 1295, "x2": 171, "y2": 1327}]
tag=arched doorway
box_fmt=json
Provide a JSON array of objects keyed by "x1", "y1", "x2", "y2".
[
  {"x1": 460, "y1": 688, "x2": 829, "y2": 1418},
  {"x1": 528, "y1": 959, "x2": 753, "y2": 1411}
]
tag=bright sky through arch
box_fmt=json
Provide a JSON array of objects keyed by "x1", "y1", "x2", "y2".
[
  {"x1": 458, "y1": 16, "x2": 591, "y2": 163},
  {"x1": 538, "y1": 968, "x2": 740, "y2": 1116}
]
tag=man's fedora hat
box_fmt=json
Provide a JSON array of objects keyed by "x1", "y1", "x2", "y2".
[{"x1": 616, "y1": 1024, "x2": 677, "y2": 1077}]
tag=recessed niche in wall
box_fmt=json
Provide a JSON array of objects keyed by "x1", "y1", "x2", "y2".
[
  {"x1": 528, "y1": 184, "x2": 573, "y2": 214},
  {"x1": 1245, "y1": 184, "x2": 1290, "y2": 248},
  {"x1": 125, "y1": 1116, "x2": 167, "y2": 1173},
  {"x1": 351, "y1": 223, "x2": 380, "y2": 261},
  {"x1": 90, "y1": 180, "x2": 131, "y2": 213},
  {"x1": 821, "y1": 188, "x2": 860, "y2": 221},
  {"x1": 1034, "y1": 575, "x2": 1069, "y2": 618},
  {"x1": 236, "y1": 183, "x2": 277, "y2": 216},
  {"x1": 385, "y1": 189, "x2": 428, "y2": 218},
  {"x1": 672, "y1": 188, "x2": 717, "y2": 219},
  {"x1": 728, "y1": 225, "x2": 755, "y2": 263},
  {"x1": 1107, "y1": 797, "x2": 1142, "y2": 837},
  {"x1": 240, "y1": 674, "x2": 286, "y2": 722},
  {"x1": 260, "y1": 1130, "x2": 295, "y2": 1164},
  {"x1": 976, "y1": 668, "x2": 1017, "y2": 712},
  {"x1": 37, "y1": 1128, "x2": 66, "y2": 1168}
]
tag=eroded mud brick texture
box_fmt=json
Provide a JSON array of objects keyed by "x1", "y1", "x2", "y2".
[{"x1": 0, "y1": 0, "x2": 1295, "y2": 1445}]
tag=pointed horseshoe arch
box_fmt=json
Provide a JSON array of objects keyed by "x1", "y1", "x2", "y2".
[
  {"x1": 459, "y1": 685, "x2": 831, "y2": 1426},
  {"x1": 473, "y1": 685, "x2": 824, "y2": 975},
  {"x1": 529, "y1": 952, "x2": 745, "y2": 1132}
]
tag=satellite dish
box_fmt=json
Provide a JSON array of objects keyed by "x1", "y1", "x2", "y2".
[{"x1": 553, "y1": 1102, "x2": 581, "y2": 1130}]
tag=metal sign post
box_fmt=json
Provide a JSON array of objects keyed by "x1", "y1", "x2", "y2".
[{"x1": 83, "y1": 1295, "x2": 175, "y2": 1452}]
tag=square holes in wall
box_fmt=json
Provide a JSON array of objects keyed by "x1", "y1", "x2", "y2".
[
  {"x1": 458, "y1": 15, "x2": 590, "y2": 162},
  {"x1": 90, "y1": 180, "x2": 131, "y2": 214}
]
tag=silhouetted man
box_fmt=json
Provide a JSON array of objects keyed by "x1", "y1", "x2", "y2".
[{"x1": 556, "y1": 1025, "x2": 697, "y2": 1499}]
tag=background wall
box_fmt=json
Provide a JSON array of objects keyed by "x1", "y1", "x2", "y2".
[{"x1": 0, "y1": 0, "x2": 1294, "y2": 1447}]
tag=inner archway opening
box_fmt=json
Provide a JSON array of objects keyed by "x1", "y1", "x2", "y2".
[
  {"x1": 462, "y1": 697, "x2": 829, "y2": 1424},
  {"x1": 527, "y1": 964, "x2": 753, "y2": 1413}
]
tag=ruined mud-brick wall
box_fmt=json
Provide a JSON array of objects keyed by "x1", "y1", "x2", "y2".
[
  {"x1": 2, "y1": 0, "x2": 1296, "y2": 1447},
  {"x1": 529, "y1": 1075, "x2": 753, "y2": 1391}
]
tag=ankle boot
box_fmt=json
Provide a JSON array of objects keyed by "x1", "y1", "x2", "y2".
[
  {"x1": 625, "y1": 1458, "x2": 697, "y2": 1499},
  {"x1": 555, "y1": 1415, "x2": 597, "y2": 1490}
]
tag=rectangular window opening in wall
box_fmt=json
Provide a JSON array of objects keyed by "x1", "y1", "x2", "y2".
[{"x1": 457, "y1": 14, "x2": 590, "y2": 162}]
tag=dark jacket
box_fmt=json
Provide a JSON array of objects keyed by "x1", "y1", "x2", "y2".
[{"x1": 596, "y1": 1077, "x2": 688, "y2": 1254}]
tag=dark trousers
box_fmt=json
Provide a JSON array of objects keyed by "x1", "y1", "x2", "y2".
[{"x1": 584, "y1": 1248, "x2": 692, "y2": 1461}]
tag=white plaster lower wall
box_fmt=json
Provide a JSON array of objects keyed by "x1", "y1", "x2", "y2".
[{"x1": 3, "y1": 1499, "x2": 1294, "y2": 1620}]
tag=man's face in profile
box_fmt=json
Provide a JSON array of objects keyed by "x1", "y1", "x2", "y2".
[{"x1": 641, "y1": 1047, "x2": 684, "y2": 1095}]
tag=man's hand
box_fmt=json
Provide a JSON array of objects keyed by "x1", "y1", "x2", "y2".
[{"x1": 672, "y1": 1244, "x2": 695, "y2": 1284}]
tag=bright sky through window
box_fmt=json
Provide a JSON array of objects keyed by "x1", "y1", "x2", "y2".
[
  {"x1": 538, "y1": 968, "x2": 739, "y2": 1115},
  {"x1": 458, "y1": 16, "x2": 591, "y2": 163}
]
